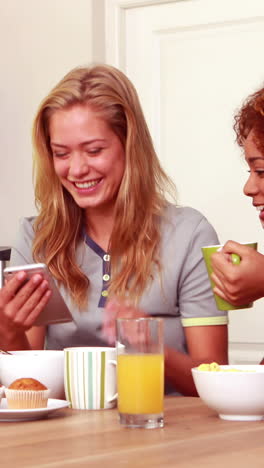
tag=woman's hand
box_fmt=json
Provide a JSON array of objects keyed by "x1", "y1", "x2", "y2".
[
  {"x1": 0, "y1": 271, "x2": 51, "y2": 343},
  {"x1": 102, "y1": 298, "x2": 148, "y2": 345},
  {"x1": 211, "y1": 240, "x2": 264, "y2": 306}
]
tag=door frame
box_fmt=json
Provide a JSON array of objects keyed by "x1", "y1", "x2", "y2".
[
  {"x1": 92, "y1": 0, "x2": 264, "y2": 363},
  {"x1": 93, "y1": 0, "x2": 185, "y2": 66}
]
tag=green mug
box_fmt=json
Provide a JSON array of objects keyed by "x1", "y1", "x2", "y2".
[{"x1": 202, "y1": 242, "x2": 258, "y2": 311}]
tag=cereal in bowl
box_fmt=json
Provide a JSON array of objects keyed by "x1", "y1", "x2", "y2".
[{"x1": 197, "y1": 362, "x2": 255, "y2": 372}]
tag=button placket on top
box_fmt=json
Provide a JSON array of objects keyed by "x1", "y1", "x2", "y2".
[{"x1": 84, "y1": 234, "x2": 111, "y2": 307}]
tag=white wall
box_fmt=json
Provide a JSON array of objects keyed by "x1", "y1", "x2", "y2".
[{"x1": 0, "y1": 0, "x2": 93, "y2": 247}]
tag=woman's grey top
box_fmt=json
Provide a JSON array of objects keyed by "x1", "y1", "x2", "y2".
[{"x1": 10, "y1": 204, "x2": 228, "y2": 393}]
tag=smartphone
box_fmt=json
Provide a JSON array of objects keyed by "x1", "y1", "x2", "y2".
[{"x1": 3, "y1": 263, "x2": 73, "y2": 326}]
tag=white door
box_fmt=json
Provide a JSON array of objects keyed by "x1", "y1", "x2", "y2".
[{"x1": 100, "y1": 0, "x2": 264, "y2": 363}]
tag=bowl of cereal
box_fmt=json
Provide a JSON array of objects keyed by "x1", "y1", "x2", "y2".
[{"x1": 191, "y1": 362, "x2": 264, "y2": 421}]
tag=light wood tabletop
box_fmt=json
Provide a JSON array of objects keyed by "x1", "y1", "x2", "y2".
[{"x1": 1, "y1": 396, "x2": 264, "y2": 467}]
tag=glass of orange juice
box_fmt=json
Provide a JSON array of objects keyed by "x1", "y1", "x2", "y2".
[{"x1": 116, "y1": 317, "x2": 164, "y2": 429}]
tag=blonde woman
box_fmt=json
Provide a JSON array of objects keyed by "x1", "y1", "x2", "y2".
[{"x1": 0, "y1": 64, "x2": 228, "y2": 395}]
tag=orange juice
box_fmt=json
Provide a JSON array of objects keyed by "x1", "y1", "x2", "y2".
[{"x1": 117, "y1": 353, "x2": 164, "y2": 414}]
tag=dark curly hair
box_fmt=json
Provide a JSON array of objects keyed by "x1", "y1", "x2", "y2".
[{"x1": 234, "y1": 86, "x2": 264, "y2": 154}]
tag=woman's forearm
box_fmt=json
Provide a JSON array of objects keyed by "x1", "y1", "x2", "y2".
[
  {"x1": 164, "y1": 347, "x2": 200, "y2": 396},
  {"x1": 4, "y1": 329, "x2": 32, "y2": 351},
  {"x1": 164, "y1": 347, "x2": 227, "y2": 396}
]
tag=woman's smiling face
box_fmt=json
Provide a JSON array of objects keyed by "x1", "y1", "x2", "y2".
[
  {"x1": 243, "y1": 129, "x2": 264, "y2": 227},
  {"x1": 49, "y1": 104, "x2": 125, "y2": 215}
]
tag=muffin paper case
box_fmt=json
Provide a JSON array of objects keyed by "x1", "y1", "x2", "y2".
[{"x1": 5, "y1": 388, "x2": 50, "y2": 409}]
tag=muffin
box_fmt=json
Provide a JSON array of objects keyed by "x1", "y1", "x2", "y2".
[{"x1": 5, "y1": 378, "x2": 50, "y2": 409}]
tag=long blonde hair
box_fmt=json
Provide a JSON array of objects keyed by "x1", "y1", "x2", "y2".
[{"x1": 32, "y1": 64, "x2": 176, "y2": 308}]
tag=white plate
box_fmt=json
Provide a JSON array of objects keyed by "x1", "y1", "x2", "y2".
[{"x1": 0, "y1": 398, "x2": 69, "y2": 422}]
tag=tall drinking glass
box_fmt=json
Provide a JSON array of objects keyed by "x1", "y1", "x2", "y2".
[{"x1": 116, "y1": 317, "x2": 164, "y2": 429}]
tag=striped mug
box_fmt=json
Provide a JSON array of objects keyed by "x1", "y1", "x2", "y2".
[{"x1": 64, "y1": 347, "x2": 117, "y2": 410}]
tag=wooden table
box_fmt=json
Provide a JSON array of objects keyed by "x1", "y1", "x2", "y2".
[{"x1": 1, "y1": 396, "x2": 264, "y2": 467}]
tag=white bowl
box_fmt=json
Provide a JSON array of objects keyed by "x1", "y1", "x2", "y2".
[
  {"x1": 192, "y1": 365, "x2": 264, "y2": 421},
  {"x1": 0, "y1": 350, "x2": 64, "y2": 400}
]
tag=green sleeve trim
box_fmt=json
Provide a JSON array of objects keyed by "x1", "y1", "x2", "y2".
[{"x1": 181, "y1": 316, "x2": 228, "y2": 327}]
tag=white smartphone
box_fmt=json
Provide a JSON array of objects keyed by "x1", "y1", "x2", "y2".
[{"x1": 3, "y1": 263, "x2": 73, "y2": 326}]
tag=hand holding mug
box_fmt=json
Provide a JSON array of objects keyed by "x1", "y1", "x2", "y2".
[
  {"x1": 211, "y1": 240, "x2": 264, "y2": 306},
  {"x1": 202, "y1": 241, "x2": 257, "y2": 310}
]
